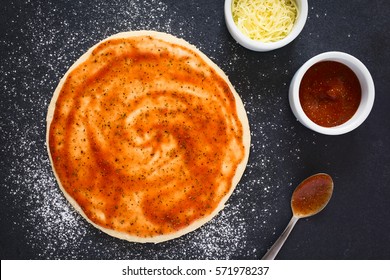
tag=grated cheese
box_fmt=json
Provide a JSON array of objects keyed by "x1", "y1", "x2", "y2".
[{"x1": 232, "y1": 0, "x2": 298, "y2": 43}]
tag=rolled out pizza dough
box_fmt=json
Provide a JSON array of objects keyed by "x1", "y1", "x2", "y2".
[{"x1": 46, "y1": 31, "x2": 250, "y2": 243}]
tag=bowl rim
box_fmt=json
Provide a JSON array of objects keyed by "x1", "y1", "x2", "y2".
[
  {"x1": 224, "y1": 0, "x2": 308, "y2": 52},
  {"x1": 289, "y1": 51, "x2": 375, "y2": 135}
]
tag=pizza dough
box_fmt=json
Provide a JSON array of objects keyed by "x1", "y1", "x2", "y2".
[{"x1": 46, "y1": 31, "x2": 250, "y2": 243}]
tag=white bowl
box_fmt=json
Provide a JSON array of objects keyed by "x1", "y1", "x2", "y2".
[
  {"x1": 224, "y1": 0, "x2": 308, "y2": 52},
  {"x1": 289, "y1": 51, "x2": 375, "y2": 135}
]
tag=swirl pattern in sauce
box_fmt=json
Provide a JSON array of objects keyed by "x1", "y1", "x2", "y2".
[{"x1": 48, "y1": 33, "x2": 247, "y2": 239}]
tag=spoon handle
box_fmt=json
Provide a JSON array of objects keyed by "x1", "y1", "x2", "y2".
[{"x1": 261, "y1": 216, "x2": 299, "y2": 260}]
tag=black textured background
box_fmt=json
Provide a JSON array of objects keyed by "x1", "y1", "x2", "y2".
[{"x1": 1, "y1": 0, "x2": 389, "y2": 259}]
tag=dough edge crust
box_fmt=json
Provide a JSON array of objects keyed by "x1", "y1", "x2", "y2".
[{"x1": 46, "y1": 30, "x2": 251, "y2": 243}]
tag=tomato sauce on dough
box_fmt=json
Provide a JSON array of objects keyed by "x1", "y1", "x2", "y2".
[
  {"x1": 48, "y1": 35, "x2": 245, "y2": 238},
  {"x1": 299, "y1": 61, "x2": 361, "y2": 127}
]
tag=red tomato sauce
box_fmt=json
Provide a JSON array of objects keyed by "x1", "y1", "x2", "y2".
[
  {"x1": 48, "y1": 36, "x2": 245, "y2": 237},
  {"x1": 291, "y1": 174, "x2": 333, "y2": 217},
  {"x1": 299, "y1": 61, "x2": 361, "y2": 127}
]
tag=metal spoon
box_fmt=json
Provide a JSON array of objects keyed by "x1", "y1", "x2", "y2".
[{"x1": 262, "y1": 173, "x2": 334, "y2": 260}]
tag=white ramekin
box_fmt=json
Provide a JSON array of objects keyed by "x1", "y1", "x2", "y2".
[
  {"x1": 224, "y1": 0, "x2": 308, "y2": 52},
  {"x1": 289, "y1": 51, "x2": 375, "y2": 135}
]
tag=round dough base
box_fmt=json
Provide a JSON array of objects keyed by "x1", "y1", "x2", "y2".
[{"x1": 46, "y1": 31, "x2": 250, "y2": 243}]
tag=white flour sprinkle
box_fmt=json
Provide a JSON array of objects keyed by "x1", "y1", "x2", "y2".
[{"x1": 1, "y1": 0, "x2": 309, "y2": 259}]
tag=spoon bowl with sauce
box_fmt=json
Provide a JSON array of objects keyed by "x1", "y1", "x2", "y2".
[{"x1": 262, "y1": 173, "x2": 333, "y2": 260}]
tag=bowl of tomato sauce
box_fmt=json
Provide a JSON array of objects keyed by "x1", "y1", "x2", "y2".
[{"x1": 289, "y1": 51, "x2": 375, "y2": 135}]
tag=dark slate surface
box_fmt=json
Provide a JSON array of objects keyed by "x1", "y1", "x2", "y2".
[{"x1": 1, "y1": 0, "x2": 389, "y2": 259}]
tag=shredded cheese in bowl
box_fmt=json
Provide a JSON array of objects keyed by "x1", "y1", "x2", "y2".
[{"x1": 232, "y1": 0, "x2": 298, "y2": 43}]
